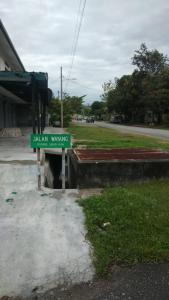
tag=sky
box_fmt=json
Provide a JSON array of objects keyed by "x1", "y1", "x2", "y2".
[{"x1": 1, "y1": 0, "x2": 169, "y2": 104}]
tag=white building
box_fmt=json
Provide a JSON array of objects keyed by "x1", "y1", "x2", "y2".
[
  {"x1": 0, "y1": 20, "x2": 26, "y2": 128},
  {"x1": 0, "y1": 20, "x2": 51, "y2": 131}
]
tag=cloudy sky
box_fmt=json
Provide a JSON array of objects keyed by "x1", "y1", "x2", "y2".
[{"x1": 1, "y1": 0, "x2": 169, "y2": 103}]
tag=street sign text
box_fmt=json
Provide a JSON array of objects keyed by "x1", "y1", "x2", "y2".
[{"x1": 31, "y1": 134, "x2": 71, "y2": 148}]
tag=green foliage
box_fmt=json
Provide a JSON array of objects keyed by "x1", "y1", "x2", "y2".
[
  {"x1": 82, "y1": 105, "x2": 92, "y2": 116},
  {"x1": 49, "y1": 98, "x2": 61, "y2": 125},
  {"x1": 80, "y1": 180, "x2": 169, "y2": 275},
  {"x1": 102, "y1": 44, "x2": 169, "y2": 124},
  {"x1": 49, "y1": 94, "x2": 85, "y2": 127},
  {"x1": 142, "y1": 69, "x2": 169, "y2": 123},
  {"x1": 132, "y1": 43, "x2": 169, "y2": 74},
  {"x1": 65, "y1": 95, "x2": 85, "y2": 114},
  {"x1": 91, "y1": 101, "x2": 106, "y2": 120}
]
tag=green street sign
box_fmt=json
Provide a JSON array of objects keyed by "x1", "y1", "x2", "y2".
[{"x1": 31, "y1": 134, "x2": 71, "y2": 148}]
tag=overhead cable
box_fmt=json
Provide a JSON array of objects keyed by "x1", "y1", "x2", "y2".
[{"x1": 65, "y1": 0, "x2": 87, "y2": 91}]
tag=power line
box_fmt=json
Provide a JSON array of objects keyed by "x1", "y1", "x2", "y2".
[
  {"x1": 69, "y1": 0, "x2": 87, "y2": 76},
  {"x1": 69, "y1": 0, "x2": 83, "y2": 62},
  {"x1": 65, "y1": 0, "x2": 87, "y2": 91},
  {"x1": 71, "y1": 80, "x2": 98, "y2": 91}
]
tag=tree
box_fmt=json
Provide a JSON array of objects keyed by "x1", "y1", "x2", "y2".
[
  {"x1": 82, "y1": 105, "x2": 91, "y2": 117},
  {"x1": 132, "y1": 43, "x2": 169, "y2": 74},
  {"x1": 102, "y1": 44, "x2": 169, "y2": 124},
  {"x1": 103, "y1": 74, "x2": 144, "y2": 122},
  {"x1": 64, "y1": 95, "x2": 85, "y2": 115},
  {"x1": 49, "y1": 94, "x2": 86, "y2": 127},
  {"x1": 49, "y1": 96, "x2": 72, "y2": 127},
  {"x1": 49, "y1": 97, "x2": 61, "y2": 125},
  {"x1": 142, "y1": 69, "x2": 169, "y2": 123},
  {"x1": 91, "y1": 101, "x2": 106, "y2": 120}
]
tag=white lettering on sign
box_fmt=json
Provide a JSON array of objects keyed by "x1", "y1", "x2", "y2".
[
  {"x1": 51, "y1": 136, "x2": 68, "y2": 142},
  {"x1": 41, "y1": 136, "x2": 48, "y2": 142},
  {"x1": 33, "y1": 136, "x2": 49, "y2": 142},
  {"x1": 31, "y1": 134, "x2": 71, "y2": 148}
]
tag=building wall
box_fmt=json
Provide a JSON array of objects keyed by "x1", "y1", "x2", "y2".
[
  {"x1": 0, "y1": 95, "x2": 32, "y2": 128},
  {"x1": 0, "y1": 56, "x2": 5, "y2": 70},
  {"x1": 0, "y1": 22, "x2": 25, "y2": 128},
  {"x1": 0, "y1": 54, "x2": 21, "y2": 128},
  {"x1": 0, "y1": 101, "x2": 4, "y2": 127},
  {"x1": 5, "y1": 103, "x2": 16, "y2": 127},
  {"x1": 16, "y1": 106, "x2": 32, "y2": 127},
  {"x1": 0, "y1": 55, "x2": 14, "y2": 128},
  {"x1": 0, "y1": 55, "x2": 11, "y2": 71},
  {"x1": 0, "y1": 98, "x2": 17, "y2": 128}
]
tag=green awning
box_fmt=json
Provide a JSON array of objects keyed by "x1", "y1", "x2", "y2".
[
  {"x1": 0, "y1": 71, "x2": 48, "y2": 89},
  {"x1": 0, "y1": 71, "x2": 51, "y2": 105}
]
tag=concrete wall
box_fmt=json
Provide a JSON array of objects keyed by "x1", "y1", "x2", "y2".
[
  {"x1": 0, "y1": 55, "x2": 14, "y2": 128},
  {"x1": 16, "y1": 106, "x2": 32, "y2": 127},
  {"x1": 0, "y1": 55, "x2": 11, "y2": 71},
  {"x1": 0, "y1": 97, "x2": 32, "y2": 128},
  {"x1": 0, "y1": 56, "x2": 5, "y2": 70},
  {"x1": 0, "y1": 100, "x2": 4, "y2": 127},
  {"x1": 0, "y1": 97, "x2": 17, "y2": 128},
  {"x1": 0, "y1": 36, "x2": 25, "y2": 128},
  {"x1": 68, "y1": 150, "x2": 169, "y2": 188}
]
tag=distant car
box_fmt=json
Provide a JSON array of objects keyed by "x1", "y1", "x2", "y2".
[
  {"x1": 110, "y1": 115, "x2": 123, "y2": 124},
  {"x1": 86, "y1": 117, "x2": 95, "y2": 123}
]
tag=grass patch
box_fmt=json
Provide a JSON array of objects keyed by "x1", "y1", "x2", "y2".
[
  {"x1": 68, "y1": 124, "x2": 169, "y2": 150},
  {"x1": 80, "y1": 180, "x2": 169, "y2": 275},
  {"x1": 68, "y1": 125, "x2": 169, "y2": 274}
]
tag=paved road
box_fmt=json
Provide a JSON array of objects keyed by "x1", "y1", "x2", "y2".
[
  {"x1": 21, "y1": 263, "x2": 169, "y2": 300},
  {"x1": 94, "y1": 121, "x2": 169, "y2": 141}
]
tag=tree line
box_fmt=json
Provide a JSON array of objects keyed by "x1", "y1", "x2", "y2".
[
  {"x1": 49, "y1": 94, "x2": 86, "y2": 127},
  {"x1": 101, "y1": 43, "x2": 169, "y2": 124},
  {"x1": 49, "y1": 44, "x2": 169, "y2": 126}
]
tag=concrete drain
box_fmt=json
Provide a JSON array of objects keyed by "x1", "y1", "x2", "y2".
[
  {"x1": 44, "y1": 153, "x2": 69, "y2": 189},
  {"x1": 67, "y1": 148, "x2": 169, "y2": 188}
]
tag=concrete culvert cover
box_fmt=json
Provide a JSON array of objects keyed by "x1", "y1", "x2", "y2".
[{"x1": 0, "y1": 164, "x2": 94, "y2": 298}]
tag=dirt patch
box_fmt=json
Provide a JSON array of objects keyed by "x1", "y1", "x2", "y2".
[{"x1": 78, "y1": 188, "x2": 103, "y2": 199}]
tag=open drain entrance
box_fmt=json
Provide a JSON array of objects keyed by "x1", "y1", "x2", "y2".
[{"x1": 44, "y1": 153, "x2": 69, "y2": 189}]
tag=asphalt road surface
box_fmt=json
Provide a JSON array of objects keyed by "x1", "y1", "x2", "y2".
[
  {"x1": 94, "y1": 121, "x2": 169, "y2": 141},
  {"x1": 18, "y1": 263, "x2": 169, "y2": 300}
]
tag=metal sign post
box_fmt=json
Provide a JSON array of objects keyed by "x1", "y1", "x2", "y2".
[
  {"x1": 37, "y1": 148, "x2": 41, "y2": 190},
  {"x1": 62, "y1": 148, "x2": 65, "y2": 189},
  {"x1": 31, "y1": 133, "x2": 71, "y2": 190}
]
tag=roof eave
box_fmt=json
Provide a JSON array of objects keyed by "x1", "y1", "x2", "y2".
[{"x1": 0, "y1": 20, "x2": 25, "y2": 72}]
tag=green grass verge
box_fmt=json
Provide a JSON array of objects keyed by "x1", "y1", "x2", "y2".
[
  {"x1": 68, "y1": 124, "x2": 169, "y2": 150},
  {"x1": 80, "y1": 180, "x2": 169, "y2": 275}
]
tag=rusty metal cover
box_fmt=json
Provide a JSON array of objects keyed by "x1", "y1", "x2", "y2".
[{"x1": 74, "y1": 148, "x2": 169, "y2": 161}]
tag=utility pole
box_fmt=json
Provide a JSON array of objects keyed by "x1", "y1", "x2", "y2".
[{"x1": 60, "y1": 66, "x2": 65, "y2": 189}]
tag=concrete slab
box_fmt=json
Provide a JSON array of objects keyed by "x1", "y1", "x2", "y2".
[
  {"x1": 0, "y1": 163, "x2": 94, "y2": 298},
  {"x1": 44, "y1": 127, "x2": 65, "y2": 134},
  {"x1": 0, "y1": 128, "x2": 36, "y2": 162},
  {"x1": 0, "y1": 127, "x2": 94, "y2": 298},
  {"x1": 0, "y1": 127, "x2": 66, "y2": 162}
]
